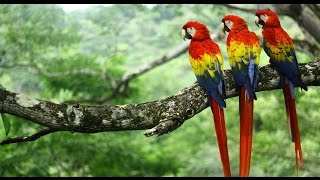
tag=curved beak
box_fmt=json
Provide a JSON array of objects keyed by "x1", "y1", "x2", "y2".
[
  {"x1": 255, "y1": 16, "x2": 260, "y2": 28},
  {"x1": 182, "y1": 29, "x2": 193, "y2": 40},
  {"x1": 181, "y1": 29, "x2": 186, "y2": 41},
  {"x1": 220, "y1": 22, "x2": 226, "y2": 35}
]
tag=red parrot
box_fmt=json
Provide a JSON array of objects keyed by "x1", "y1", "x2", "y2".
[
  {"x1": 182, "y1": 21, "x2": 231, "y2": 176},
  {"x1": 255, "y1": 9, "x2": 308, "y2": 175},
  {"x1": 221, "y1": 15, "x2": 261, "y2": 177}
]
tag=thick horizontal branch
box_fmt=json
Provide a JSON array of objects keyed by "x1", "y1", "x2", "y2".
[{"x1": 1, "y1": 60, "x2": 319, "y2": 139}]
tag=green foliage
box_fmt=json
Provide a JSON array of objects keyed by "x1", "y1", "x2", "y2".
[
  {"x1": 0, "y1": 4, "x2": 319, "y2": 177},
  {"x1": 0, "y1": 114, "x2": 10, "y2": 137}
]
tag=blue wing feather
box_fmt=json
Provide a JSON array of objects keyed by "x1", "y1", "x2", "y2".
[
  {"x1": 196, "y1": 68, "x2": 226, "y2": 108},
  {"x1": 231, "y1": 57, "x2": 258, "y2": 100},
  {"x1": 264, "y1": 40, "x2": 307, "y2": 93}
]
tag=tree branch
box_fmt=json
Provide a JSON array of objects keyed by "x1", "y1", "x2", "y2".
[
  {"x1": 293, "y1": 39, "x2": 320, "y2": 57},
  {"x1": 305, "y1": 4, "x2": 320, "y2": 20},
  {"x1": 66, "y1": 41, "x2": 190, "y2": 104},
  {"x1": 66, "y1": 33, "x2": 223, "y2": 104},
  {"x1": 0, "y1": 128, "x2": 58, "y2": 145},
  {"x1": 1, "y1": 60, "x2": 319, "y2": 141}
]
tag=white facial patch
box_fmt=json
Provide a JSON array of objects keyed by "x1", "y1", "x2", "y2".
[
  {"x1": 187, "y1": 27, "x2": 196, "y2": 37},
  {"x1": 260, "y1": 14, "x2": 268, "y2": 23},
  {"x1": 225, "y1": 20, "x2": 233, "y2": 30}
]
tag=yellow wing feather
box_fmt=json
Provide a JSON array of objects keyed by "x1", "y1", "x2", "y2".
[
  {"x1": 266, "y1": 42, "x2": 294, "y2": 62},
  {"x1": 227, "y1": 40, "x2": 260, "y2": 68},
  {"x1": 189, "y1": 53, "x2": 224, "y2": 78}
]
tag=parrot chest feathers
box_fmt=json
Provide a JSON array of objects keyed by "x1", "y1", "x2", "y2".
[
  {"x1": 226, "y1": 34, "x2": 260, "y2": 90},
  {"x1": 188, "y1": 40, "x2": 224, "y2": 78},
  {"x1": 189, "y1": 53, "x2": 223, "y2": 78},
  {"x1": 227, "y1": 40, "x2": 260, "y2": 69}
]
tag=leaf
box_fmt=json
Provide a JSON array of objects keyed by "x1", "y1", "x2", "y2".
[{"x1": 1, "y1": 113, "x2": 10, "y2": 137}]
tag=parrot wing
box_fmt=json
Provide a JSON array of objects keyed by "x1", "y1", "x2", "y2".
[
  {"x1": 263, "y1": 29, "x2": 307, "y2": 91},
  {"x1": 190, "y1": 52, "x2": 226, "y2": 108},
  {"x1": 227, "y1": 33, "x2": 260, "y2": 100}
]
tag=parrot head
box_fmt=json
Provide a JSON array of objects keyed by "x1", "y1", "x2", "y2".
[
  {"x1": 221, "y1": 14, "x2": 248, "y2": 34},
  {"x1": 255, "y1": 9, "x2": 281, "y2": 28},
  {"x1": 182, "y1": 21, "x2": 210, "y2": 41}
]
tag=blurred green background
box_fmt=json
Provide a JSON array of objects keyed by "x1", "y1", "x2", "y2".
[{"x1": 0, "y1": 4, "x2": 319, "y2": 177}]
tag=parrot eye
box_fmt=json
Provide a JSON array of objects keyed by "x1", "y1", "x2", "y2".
[
  {"x1": 260, "y1": 14, "x2": 268, "y2": 22},
  {"x1": 224, "y1": 20, "x2": 233, "y2": 30},
  {"x1": 187, "y1": 27, "x2": 194, "y2": 34},
  {"x1": 187, "y1": 27, "x2": 196, "y2": 37}
]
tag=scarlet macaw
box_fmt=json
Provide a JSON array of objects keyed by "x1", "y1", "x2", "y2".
[
  {"x1": 182, "y1": 21, "x2": 231, "y2": 176},
  {"x1": 221, "y1": 15, "x2": 261, "y2": 177},
  {"x1": 255, "y1": 9, "x2": 308, "y2": 174}
]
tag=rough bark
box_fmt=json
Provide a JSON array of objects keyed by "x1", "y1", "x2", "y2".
[{"x1": 1, "y1": 61, "x2": 319, "y2": 138}]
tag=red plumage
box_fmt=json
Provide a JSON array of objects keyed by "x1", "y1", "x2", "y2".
[
  {"x1": 239, "y1": 87, "x2": 254, "y2": 176},
  {"x1": 283, "y1": 84, "x2": 304, "y2": 175},
  {"x1": 256, "y1": 9, "x2": 306, "y2": 175},
  {"x1": 210, "y1": 98, "x2": 231, "y2": 176},
  {"x1": 183, "y1": 21, "x2": 231, "y2": 176},
  {"x1": 255, "y1": 10, "x2": 293, "y2": 46},
  {"x1": 222, "y1": 14, "x2": 260, "y2": 177},
  {"x1": 222, "y1": 15, "x2": 258, "y2": 47}
]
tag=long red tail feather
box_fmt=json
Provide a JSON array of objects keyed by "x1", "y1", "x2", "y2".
[
  {"x1": 283, "y1": 84, "x2": 304, "y2": 175},
  {"x1": 239, "y1": 87, "x2": 254, "y2": 177},
  {"x1": 210, "y1": 97, "x2": 231, "y2": 177}
]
